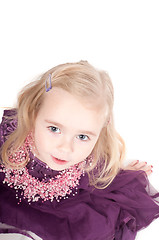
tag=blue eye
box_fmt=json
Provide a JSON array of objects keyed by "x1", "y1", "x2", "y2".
[
  {"x1": 49, "y1": 126, "x2": 61, "y2": 133},
  {"x1": 77, "y1": 135, "x2": 89, "y2": 141}
]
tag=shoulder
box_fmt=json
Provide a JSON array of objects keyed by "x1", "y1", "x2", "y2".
[
  {"x1": 0, "y1": 108, "x2": 17, "y2": 118},
  {"x1": 0, "y1": 108, "x2": 17, "y2": 148}
]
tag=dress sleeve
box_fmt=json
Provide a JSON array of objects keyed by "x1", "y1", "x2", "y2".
[{"x1": 88, "y1": 170, "x2": 159, "y2": 239}]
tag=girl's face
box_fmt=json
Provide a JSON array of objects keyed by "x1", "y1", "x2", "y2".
[{"x1": 33, "y1": 87, "x2": 105, "y2": 171}]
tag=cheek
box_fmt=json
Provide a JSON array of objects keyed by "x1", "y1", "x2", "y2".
[
  {"x1": 34, "y1": 132, "x2": 43, "y2": 151},
  {"x1": 86, "y1": 137, "x2": 100, "y2": 156},
  {"x1": 33, "y1": 126, "x2": 47, "y2": 151},
  {"x1": 76, "y1": 139, "x2": 98, "y2": 159},
  {"x1": 34, "y1": 127, "x2": 58, "y2": 153}
]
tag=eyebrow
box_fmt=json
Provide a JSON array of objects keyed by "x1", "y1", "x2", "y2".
[{"x1": 45, "y1": 120, "x2": 97, "y2": 136}]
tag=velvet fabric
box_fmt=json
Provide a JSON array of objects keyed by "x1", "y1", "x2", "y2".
[{"x1": 0, "y1": 110, "x2": 159, "y2": 240}]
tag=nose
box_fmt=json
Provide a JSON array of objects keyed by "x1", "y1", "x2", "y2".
[{"x1": 57, "y1": 136, "x2": 74, "y2": 153}]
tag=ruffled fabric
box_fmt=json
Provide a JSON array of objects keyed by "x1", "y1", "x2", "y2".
[
  {"x1": 0, "y1": 109, "x2": 17, "y2": 148},
  {"x1": 0, "y1": 109, "x2": 159, "y2": 240}
]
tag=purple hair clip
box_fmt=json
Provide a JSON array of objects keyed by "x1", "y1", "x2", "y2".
[{"x1": 45, "y1": 74, "x2": 52, "y2": 92}]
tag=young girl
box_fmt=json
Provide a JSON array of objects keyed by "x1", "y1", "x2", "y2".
[{"x1": 0, "y1": 61, "x2": 159, "y2": 240}]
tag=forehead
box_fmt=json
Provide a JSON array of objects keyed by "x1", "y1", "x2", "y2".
[{"x1": 37, "y1": 87, "x2": 105, "y2": 129}]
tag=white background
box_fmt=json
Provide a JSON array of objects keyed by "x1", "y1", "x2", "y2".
[{"x1": 0, "y1": 0, "x2": 159, "y2": 239}]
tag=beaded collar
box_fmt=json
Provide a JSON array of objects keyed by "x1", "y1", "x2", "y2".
[
  {"x1": 0, "y1": 125, "x2": 90, "y2": 204},
  {"x1": 0, "y1": 155, "x2": 88, "y2": 204}
]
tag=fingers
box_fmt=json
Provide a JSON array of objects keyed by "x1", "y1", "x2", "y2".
[
  {"x1": 136, "y1": 161, "x2": 148, "y2": 169},
  {"x1": 125, "y1": 160, "x2": 153, "y2": 176},
  {"x1": 129, "y1": 160, "x2": 139, "y2": 166},
  {"x1": 145, "y1": 169, "x2": 153, "y2": 176}
]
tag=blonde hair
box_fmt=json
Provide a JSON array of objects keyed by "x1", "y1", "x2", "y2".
[{"x1": 1, "y1": 61, "x2": 125, "y2": 189}]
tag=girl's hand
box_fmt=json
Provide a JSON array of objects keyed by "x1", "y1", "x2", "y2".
[{"x1": 123, "y1": 160, "x2": 153, "y2": 176}]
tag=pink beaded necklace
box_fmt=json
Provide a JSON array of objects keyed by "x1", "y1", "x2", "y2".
[
  {"x1": 0, "y1": 135, "x2": 89, "y2": 203},
  {"x1": 1, "y1": 160, "x2": 85, "y2": 204}
]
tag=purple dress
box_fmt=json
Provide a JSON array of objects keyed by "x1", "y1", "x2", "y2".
[{"x1": 0, "y1": 109, "x2": 159, "y2": 240}]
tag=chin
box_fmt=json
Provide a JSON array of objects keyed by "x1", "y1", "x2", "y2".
[{"x1": 48, "y1": 163, "x2": 69, "y2": 171}]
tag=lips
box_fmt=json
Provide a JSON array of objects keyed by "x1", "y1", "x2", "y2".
[{"x1": 51, "y1": 155, "x2": 68, "y2": 165}]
